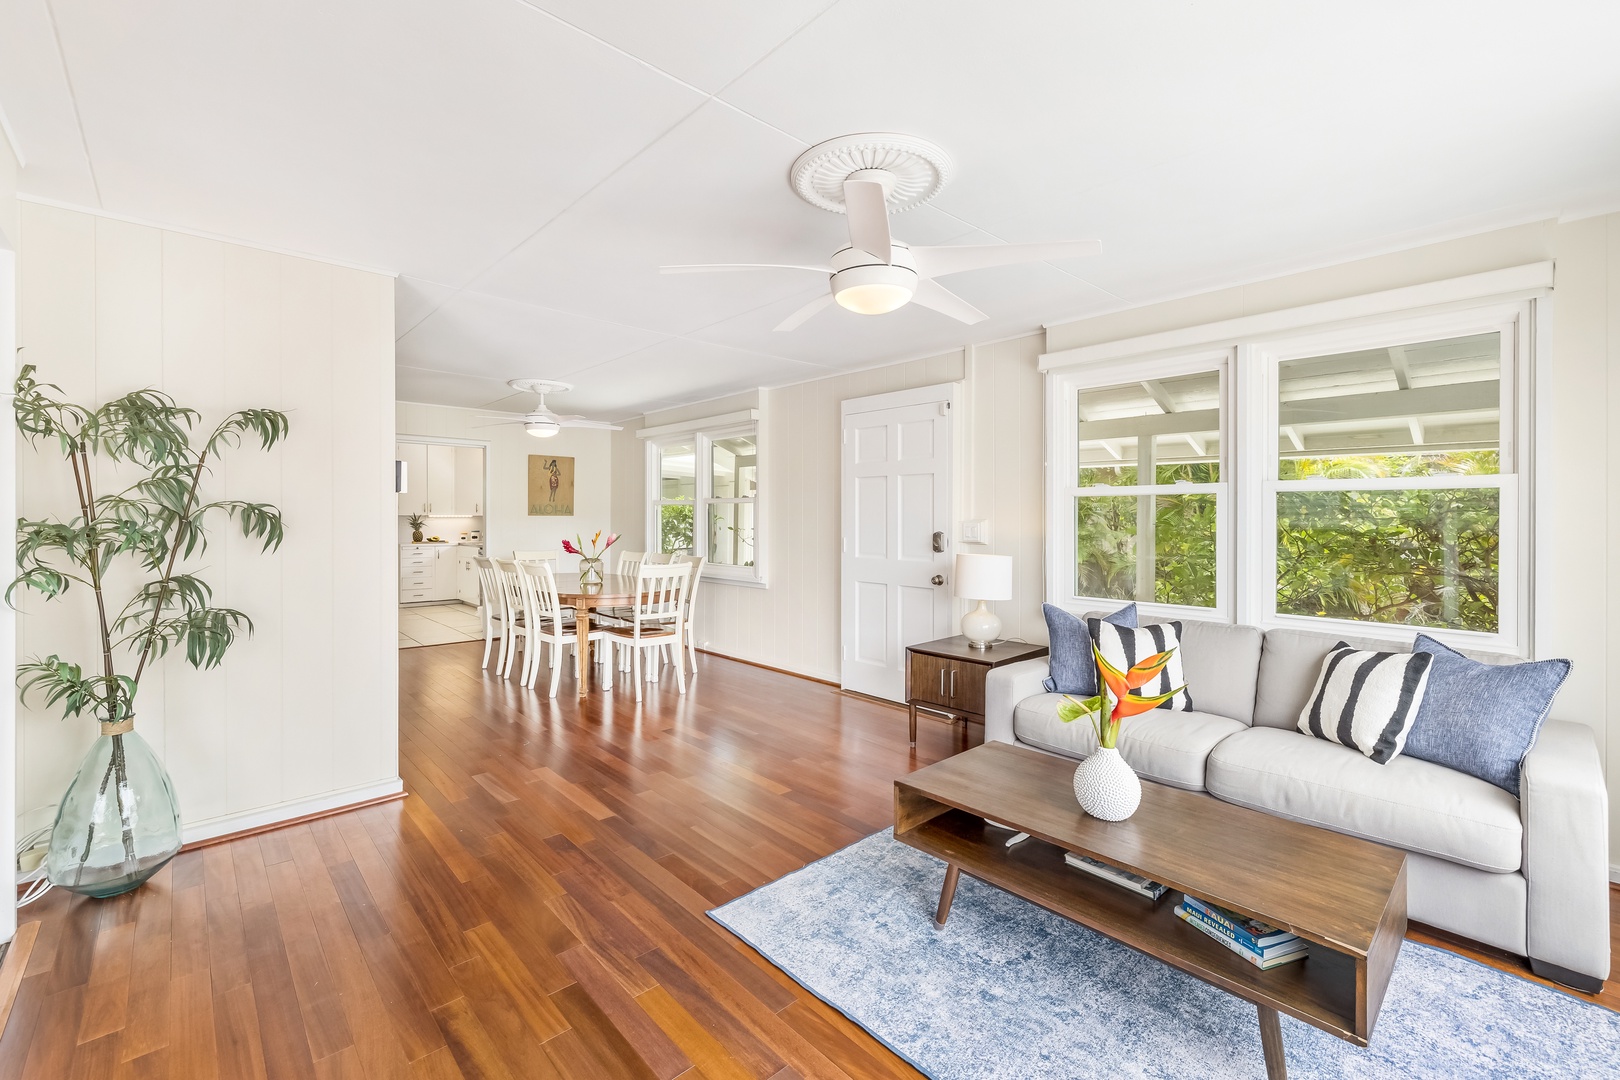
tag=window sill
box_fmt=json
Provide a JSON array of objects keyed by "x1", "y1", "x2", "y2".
[{"x1": 703, "y1": 573, "x2": 768, "y2": 590}]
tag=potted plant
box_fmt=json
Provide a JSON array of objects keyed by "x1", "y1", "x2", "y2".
[
  {"x1": 1057, "y1": 643, "x2": 1183, "y2": 820},
  {"x1": 408, "y1": 512, "x2": 426, "y2": 543},
  {"x1": 10, "y1": 366, "x2": 288, "y2": 897}
]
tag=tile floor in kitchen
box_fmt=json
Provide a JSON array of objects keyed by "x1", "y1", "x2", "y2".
[{"x1": 399, "y1": 601, "x2": 483, "y2": 648}]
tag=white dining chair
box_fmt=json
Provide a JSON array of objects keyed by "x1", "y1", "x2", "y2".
[
  {"x1": 474, "y1": 557, "x2": 511, "y2": 670},
  {"x1": 601, "y1": 562, "x2": 691, "y2": 702},
  {"x1": 601, "y1": 550, "x2": 647, "y2": 639},
  {"x1": 491, "y1": 558, "x2": 531, "y2": 679},
  {"x1": 513, "y1": 562, "x2": 606, "y2": 696},
  {"x1": 671, "y1": 554, "x2": 705, "y2": 673},
  {"x1": 513, "y1": 549, "x2": 559, "y2": 566}
]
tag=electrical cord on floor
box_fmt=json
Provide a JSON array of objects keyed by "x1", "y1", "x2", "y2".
[{"x1": 16, "y1": 824, "x2": 53, "y2": 907}]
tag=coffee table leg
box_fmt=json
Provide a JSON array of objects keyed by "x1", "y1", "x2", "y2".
[
  {"x1": 908, "y1": 704, "x2": 918, "y2": 747},
  {"x1": 1257, "y1": 1005, "x2": 1286, "y2": 1080},
  {"x1": 934, "y1": 864, "x2": 961, "y2": 929}
]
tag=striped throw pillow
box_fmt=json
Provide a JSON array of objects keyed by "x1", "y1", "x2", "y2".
[
  {"x1": 1297, "y1": 643, "x2": 1434, "y2": 763},
  {"x1": 1089, "y1": 619, "x2": 1193, "y2": 713}
]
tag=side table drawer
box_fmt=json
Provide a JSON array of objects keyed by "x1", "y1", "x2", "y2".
[{"x1": 908, "y1": 654, "x2": 987, "y2": 715}]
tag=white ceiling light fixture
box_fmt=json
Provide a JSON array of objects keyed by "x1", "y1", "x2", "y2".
[
  {"x1": 661, "y1": 132, "x2": 1101, "y2": 331},
  {"x1": 475, "y1": 379, "x2": 623, "y2": 436}
]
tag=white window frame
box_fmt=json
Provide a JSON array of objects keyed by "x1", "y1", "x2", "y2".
[
  {"x1": 1042, "y1": 264, "x2": 1550, "y2": 658},
  {"x1": 1246, "y1": 302, "x2": 1530, "y2": 653},
  {"x1": 641, "y1": 411, "x2": 765, "y2": 587},
  {"x1": 1046, "y1": 349, "x2": 1234, "y2": 623}
]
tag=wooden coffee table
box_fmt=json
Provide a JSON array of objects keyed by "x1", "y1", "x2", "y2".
[{"x1": 894, "y1": 742, "x2": 1408, "y2": 1079}]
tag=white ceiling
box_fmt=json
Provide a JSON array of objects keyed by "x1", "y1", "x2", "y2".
[{"x1": 4, "y1": 1, "x2": 1618, "y2": 419}]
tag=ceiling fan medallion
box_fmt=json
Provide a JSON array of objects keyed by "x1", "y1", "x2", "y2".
[
  {"x1": 789, "y1": 132, "x2": 952, "y2": 215},
  {"x1": 663, "y1": 131, "x2": 1100, "y2": 332}
]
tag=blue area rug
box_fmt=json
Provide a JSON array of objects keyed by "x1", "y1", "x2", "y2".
[{"x1": 709, "y1": 830, "x2": 1620, "y2": 1079}]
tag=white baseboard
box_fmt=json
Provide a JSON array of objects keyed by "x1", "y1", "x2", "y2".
[
  {"x1": 1610, "y1": 863, "x2": 1620, "y2": 886},
  {"x1": 180, "y1": 777, "x2": 404, "y2": 846}
]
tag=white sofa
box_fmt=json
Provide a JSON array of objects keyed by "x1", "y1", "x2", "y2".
[{"x1": 983, "y1": 616, "x2": 1611, "y2": 991}]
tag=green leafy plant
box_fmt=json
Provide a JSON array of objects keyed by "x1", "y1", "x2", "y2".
[
  {"x1": 1056, "y1": 642, "x2": 1184, "y2": 749},
  {"x1": 10, "y1": 364, "x2": 288, "y2": 861}
]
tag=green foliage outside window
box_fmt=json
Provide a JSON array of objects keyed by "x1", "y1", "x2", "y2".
[{"x1": 659, "y1": 503, "x2": 693, "y2": 553}]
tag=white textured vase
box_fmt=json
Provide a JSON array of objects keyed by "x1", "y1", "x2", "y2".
[{"x1": 1072, "y1": 747, "x2": 1141, "y2": 821}]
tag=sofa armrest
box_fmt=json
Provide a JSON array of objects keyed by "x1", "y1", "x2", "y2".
[
  {"x1": 1522, "y1": 719, "x2": 1611, "y2": 986},
  {"x1": 984, "y1": 658, "x2": 1050, "y2": 746}
]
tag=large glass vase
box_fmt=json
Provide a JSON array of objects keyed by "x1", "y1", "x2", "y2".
[{"x1": 45, "y1": 728, "x2": 182, "y2": 898}]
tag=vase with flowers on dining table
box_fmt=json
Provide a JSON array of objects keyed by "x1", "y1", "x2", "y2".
[{"x1": 563, "y1": 530, "x2": 618, "y2": 588}]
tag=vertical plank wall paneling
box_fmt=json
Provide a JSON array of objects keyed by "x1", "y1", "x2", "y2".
[
  {"x1": 15, "y1": 201, "x2": 399, "y2": 842},
  {"x1": 614, "y1": 338, "x2": 1051, "y2": 684}
]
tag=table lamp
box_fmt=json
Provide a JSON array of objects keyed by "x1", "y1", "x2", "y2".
[{"x1": 955, "y1": 553, "x2": 1012, "y2": 649}]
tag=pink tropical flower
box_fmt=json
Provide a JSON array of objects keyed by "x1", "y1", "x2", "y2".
[{"x1": 561, "y1": 539, "x2": 580, "y2": 555}]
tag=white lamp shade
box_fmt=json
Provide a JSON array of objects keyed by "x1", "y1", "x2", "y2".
[{"x1": 954, "y1": 553, "x2": 1012, "y2": 601}]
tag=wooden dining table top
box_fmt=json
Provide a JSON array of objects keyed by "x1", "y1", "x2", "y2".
[{"x1": 548, "y1": 573, "x2": 641, "y2": 607}]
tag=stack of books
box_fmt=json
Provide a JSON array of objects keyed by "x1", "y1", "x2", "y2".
[{"x1": 1174, "y1": 895, "x2": 1308, "y2": 969}]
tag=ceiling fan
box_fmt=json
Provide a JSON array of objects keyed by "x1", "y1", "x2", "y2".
[
  {"x1": 661, "y1": 133, "x2": 1101, "y2": 332},
  {"x1": 476, "y1": 380, "x2": 622, "y2": 438}
]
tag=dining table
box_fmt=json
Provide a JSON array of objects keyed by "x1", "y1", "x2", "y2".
[{"x1": 550, "y1": 573, "x2": 640, "y2": 697}]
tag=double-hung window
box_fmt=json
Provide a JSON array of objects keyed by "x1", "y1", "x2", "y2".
[
  {"x1": 643, "y1": 412, "x2": 763, "y2": 585},
  {"x1": 1044, "y1": 272, "x2": 1542, "y2": 655},
  {"x1": 1051, "y1": 354, "x2": 1230, "y2": 619}
]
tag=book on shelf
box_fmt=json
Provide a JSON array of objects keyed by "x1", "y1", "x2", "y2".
[
  {"x1": 1175, "y1": 905, "x2": 1308, "y2": 969},
  {"x1": 1180, "y1": 895, "x2": 1298, "y2": 950},
  {"x1": 1062, "y1": 852, "x2": 1168, "y2": 900},
  {"x1": 1177, "y1": 903, "x2": 1306, "y2": 961}
]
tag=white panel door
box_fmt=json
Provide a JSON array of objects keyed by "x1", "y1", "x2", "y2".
[{"x1": 840, "y1": 395, "x2": 953, "y2": 701}]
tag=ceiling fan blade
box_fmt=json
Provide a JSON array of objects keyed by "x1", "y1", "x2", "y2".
[
  {"x1": 910, "y1": 279, "x2": 988, "y2": 325},
  {"x1": 557, "y1": 418, "x2": 624, "y2": 431},
  {"x1": 842, "y1": 179, "x2": 892, "y2": 264},
  {"x1": 474, "y1": 415, "x2": 528, "y2": 423},
  {"x1": 660, "y1": 263, "x2": 830, "y2": 274},
  {"x1": 911, "y1": 240, "x2": 1102, "y2": 278},
  {"x1": 773, "y1": 293, "x2": 835, "y2": 332}
]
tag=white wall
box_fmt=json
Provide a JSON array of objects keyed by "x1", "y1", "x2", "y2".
[
  {"x1": 611, "y1": 341, "x2": 1050, "y2": 682},
  {"x1": 1045, "y1": 213, "x2": 1620, "y2": 867},
  {"x1": 395, "y1": 402, "x2": 613, "y2": 568},
  {"x1": 15, "y1": 201, "x2": 400, "y2": 844},
  {"x1": 0, "y1": 122, "x2": 21, "y2": 941}
]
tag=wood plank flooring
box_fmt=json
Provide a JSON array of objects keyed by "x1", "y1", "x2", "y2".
[{"x1": 0, "y1": 642, "x2": 1613, "y2": 1078}]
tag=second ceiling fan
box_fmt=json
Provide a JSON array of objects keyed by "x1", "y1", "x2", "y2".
[{"x1": 662, "y1": 133, "x2": 1101, "y2": 332}]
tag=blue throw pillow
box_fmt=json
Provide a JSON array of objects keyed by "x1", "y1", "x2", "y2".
[
  {"x1": 1042, "y1": 603, "x2": 1137, "y2": 694},
  {"x1": 1403, "y1": 634, "x2": 1571, "y2": 797}
]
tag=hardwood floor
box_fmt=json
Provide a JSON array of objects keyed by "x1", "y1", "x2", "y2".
[{"x1": 0, "y1": 642, "x2": 1613, "y2": 1079}]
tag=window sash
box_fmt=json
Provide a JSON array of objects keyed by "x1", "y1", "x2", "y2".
[{"x1": 646, "y1": 426, "x2": 763, "y2": 584}]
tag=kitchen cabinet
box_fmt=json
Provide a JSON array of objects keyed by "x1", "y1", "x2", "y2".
[
  {"x1": 400, "y1": 543, "x2": 459, "y2": 603},
  {"x1": 457, "y1": 548, "x2": 481, "y2": 606},
  {"x1": 397, "y1": 441, "x2": 485, "y2": 517},
  {"x1": 453, "y1": 446, "x2": 484, "y2": 516},
  {"x1": 426, "y1": 444, "x2": 456, "y2": 515},
  {"x1": 397, "y1": 442, "x2": 428, "y2": 516}
]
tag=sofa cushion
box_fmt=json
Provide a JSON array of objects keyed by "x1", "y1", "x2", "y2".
[
  {"x1": 1206, "y1": 726, "x2": 1524, "y2": 873},
  {"x1": 1087, "y1": 614, "x2": 1261, "y2": 725},
  {"x1": 1042, "y1": 602, "x2": 1136, "y2": 694},
  {"x1": 1013, "y1": 693, "x2": 1244, "y2": 792},
  {"x1": 1296, "y1": 642, "x2": 1433, "y2": 763},
  {"x1": 1091, "y1": 619, "x2": 1193, "y2": 712},
  {"x1": 1405, "y1": 634, "x2": 1571, "y2": 797}
]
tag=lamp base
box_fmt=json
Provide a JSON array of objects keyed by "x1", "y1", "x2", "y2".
[{"x1": 961, "y1": 600, "x2": 1002, "y2": 650}]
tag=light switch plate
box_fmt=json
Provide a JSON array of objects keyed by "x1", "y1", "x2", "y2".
[{"x1": 960, "y1": 519, "x2": 989, "y2": 545}]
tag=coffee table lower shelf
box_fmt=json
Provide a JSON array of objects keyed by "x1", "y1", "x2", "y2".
[{"x1": 897, "y1": 807, "x2": 1369, "y2": 1071}]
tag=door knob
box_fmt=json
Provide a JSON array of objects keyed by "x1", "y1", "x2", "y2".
[{"x1": 931, "y1": 575, "x2": 945, "y2": 586}]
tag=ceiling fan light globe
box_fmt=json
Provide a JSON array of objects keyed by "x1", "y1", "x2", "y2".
[
  {"x1": 525, "y1": 419, "x2": 560, "y2": 438},
  {"x1": 830, "y1": 263, "x2": 917, "y2": 316}
]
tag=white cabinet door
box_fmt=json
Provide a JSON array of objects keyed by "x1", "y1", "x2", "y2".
[
  {"x1": 397, "y1": 443, "x2": 428, "y2": 516},
  {"x1": 429, "y1": 547, "x2": 459, "y2": 600},
  {"x1": 426, "y1": 444, "x2": 456, "y2": 515},
  {"x1": 458, "y1": 554, "x2": 481, "y2": 606},
  {"x1": 454, "y1": 446, "x2": 484, "y2": 516}
]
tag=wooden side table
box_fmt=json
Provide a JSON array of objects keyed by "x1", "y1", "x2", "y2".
[{"x1": 905, "y1": 636, "x2": 1048, "y2": 747}]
